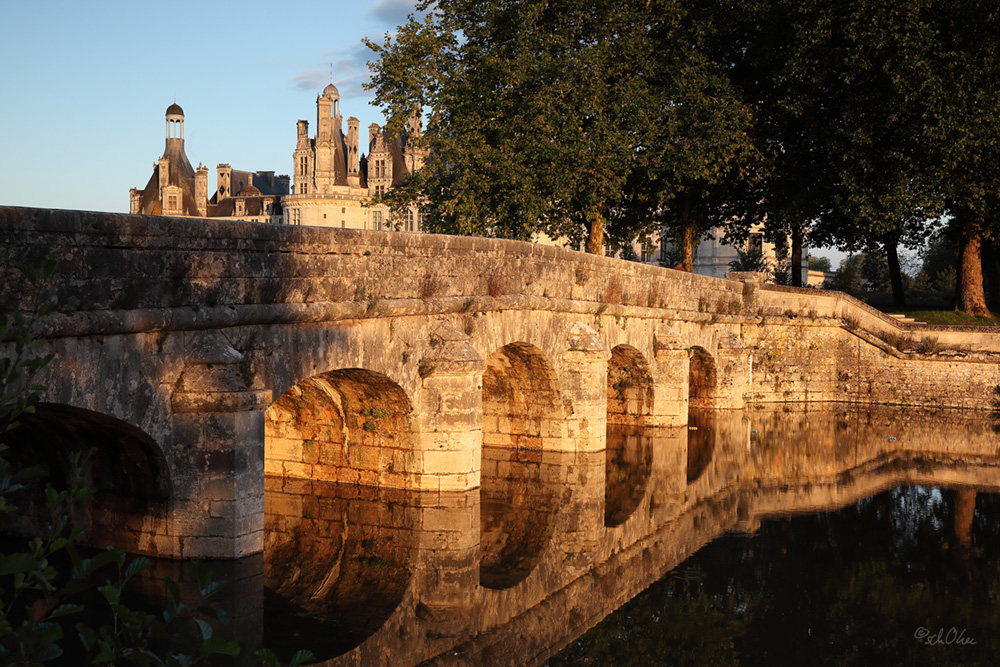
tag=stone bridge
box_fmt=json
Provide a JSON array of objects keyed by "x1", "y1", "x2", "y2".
[{"x1": 2, "y1": 206, "x2": 998, "y2": 560}]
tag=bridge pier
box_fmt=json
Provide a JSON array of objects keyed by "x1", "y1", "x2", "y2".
[
  {"x1": 169, "y1": 335, "x2": 270, "y2": 559},
  {"x1": 561, "y1": 322, "x2": 610, "y2": 453},
  {"x1": 715, "y1": 331, "x2": 751, "y2": 409},
  {"x1": 651, "y1": 326, "x2": 690, "y2": 427},
  {"x1": 416, "y1": 326, "x2": 485, "y2": 492}
]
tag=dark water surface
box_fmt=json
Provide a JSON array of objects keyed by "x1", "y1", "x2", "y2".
[
  {"x1": 548, "y1": 485, "x2": 1000, "y2": 666},
  {"x1": 128, "y1": 405, "x2": 1000, "y2": 665}
]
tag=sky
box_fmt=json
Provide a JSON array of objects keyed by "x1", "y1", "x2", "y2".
[{"x1": 0, "y1": 0, "x2": 420, "y2": 214}]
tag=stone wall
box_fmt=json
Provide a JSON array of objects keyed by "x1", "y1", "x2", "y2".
[{"x1": 0, "y1": 206, "x2": 742, "y2": 319}]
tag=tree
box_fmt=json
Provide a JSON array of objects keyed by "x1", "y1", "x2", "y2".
[
  {"x1": 365, "y1": 0, "x2": 756, "y2": 258},
  {"x1": 912, "y1": 1, "x2": 1000, "y2": 317},
  {"x1": 808, "y1": 256, "x2": 831, "y2": 273},
  {"x1": 744, "y1": 0, "x2": 1000, "y2": 312},
  {"x1": 709, "y1": 0, "x2": 849, "y2": 288}
]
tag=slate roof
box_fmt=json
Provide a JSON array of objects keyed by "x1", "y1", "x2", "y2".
[
  {"x1": 135, "y1": 138, "x2": 197, "y2": 216},
  {"x1": 207, "y1": 195, "x2": 277, "y2": 218}
]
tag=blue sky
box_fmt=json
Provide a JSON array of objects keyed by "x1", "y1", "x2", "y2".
[{"x1": 0, "y1": 0, "x2": 419, "y2": 213}]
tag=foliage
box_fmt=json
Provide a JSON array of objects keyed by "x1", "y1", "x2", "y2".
[
  {"x1": 367, "y1": 0, "x2": 1000, "y2": 307},
  {"x1": 807, "y1": 256, "x2": 831, "y2": 273},
  {"x1": 0, "y1": 264, "x2": 313, "y2": 666},
  {"x1": 710, "y1": 0, "x2": 1000, "y2": 308},
  {"x1": 728, "y1": 248, "x2": 769, "y2": 275},
  {"x1": 365, "y1": 0, "x2": 756, "y2": 257}
]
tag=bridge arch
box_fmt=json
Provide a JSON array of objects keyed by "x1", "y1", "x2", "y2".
[
  {"x1": 480, "y1": 342, "x2": 566, "y2": 589},
  {"x1": 688, "y1": 346, "x2": 718, "y2": 410},
  {"x1": 606, "y1": 344, "x2": 655, "y2": 425},
  {"x1": 265, "y1": 369, "x2": 417, "y2": 487},
  {"x1": 3, "y1": 403, "x2": 170, "y2": 553}
]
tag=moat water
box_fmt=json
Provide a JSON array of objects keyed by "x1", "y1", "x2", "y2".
[{"x1": 142, "y1": 405, "x2": 1000, "y2": 665}]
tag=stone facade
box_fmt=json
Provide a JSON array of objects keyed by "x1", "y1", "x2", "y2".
[
  {"x1": 2, "y1": 206, "x2": 999, "y2": 561},
  {"x1": 282, "y1": 84, "x2": 425, "y2": 231}
]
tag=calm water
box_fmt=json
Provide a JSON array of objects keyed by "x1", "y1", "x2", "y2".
[
  {"x1": 548, "y1": 485, "x2": 1000, "y2": 666},
  {"x1": 135, "y1": 405, "x2": 1000, "y2": 665}
]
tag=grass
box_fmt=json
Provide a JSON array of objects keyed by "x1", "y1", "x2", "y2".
[{"x1": 904, "y1": 310, "x2": 1000, "y2": 327}]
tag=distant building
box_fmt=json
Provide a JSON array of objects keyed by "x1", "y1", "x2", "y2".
[
  {"x1": 129, "y1": 103, "x2": 289, "y2": 223},
  {"x1": 621, "y1": 226, "x2": 816, "y2": 286},
  {"x1": 282, "y1": 84, "x2": 425, "y2": 230}
]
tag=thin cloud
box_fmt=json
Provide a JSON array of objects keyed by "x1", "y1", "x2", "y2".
[
  {"x1": 289, "y1": 44, "x2": 373, "y2": 98},
  {"x1": 289, "y1": 69, "x2": 329, "y2": 91},
  {"x1": 368, "y1": 0, "x2": 417, "y2": 24}
]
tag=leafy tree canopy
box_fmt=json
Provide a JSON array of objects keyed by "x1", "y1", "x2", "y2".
[{"x1": 365, "y1": 0, "x2": 756, "y2": 255}]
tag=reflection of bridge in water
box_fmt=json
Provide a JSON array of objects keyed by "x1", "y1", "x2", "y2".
[{"x1": 228, "y1": 406, "x2": 1000, "y2": 664}]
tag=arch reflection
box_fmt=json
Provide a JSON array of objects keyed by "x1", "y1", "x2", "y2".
[
  {"x1": 262, "y1": 477, "x2": 418, "y2": 661},
  {"x1": 605, "y1": 425, "x2": 654, "y2": 527}
]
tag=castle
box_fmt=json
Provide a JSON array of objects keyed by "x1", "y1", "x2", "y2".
[
  {"x1": 129, "y1": 95, "x2": 816, "y2": 283},
  {"x1": 130, "y1": 88, "x2": 425, "y2": 231},
  {"x1": 283, "y1": 83, "x2": 425, "y2": 230}
]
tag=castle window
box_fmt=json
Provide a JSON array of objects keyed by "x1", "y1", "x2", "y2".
[
  {"x1": 406, "y1": 210, "x2": 414, "y2": 232},
  {"x1": 168, "y1": 195, "x2": 178, "y2": 211},
  {"x1": 372, "y1": 210, "x2": 382, "y2": 230}
]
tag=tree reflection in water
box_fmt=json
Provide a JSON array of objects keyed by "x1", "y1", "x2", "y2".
[{"x1": 549, "y1": 487, "x2": 1000, "y2": 665}]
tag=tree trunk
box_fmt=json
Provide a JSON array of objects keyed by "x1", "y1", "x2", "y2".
[
  {"x1": 585, "y1": 211, "x2": 604, "y2": 255},
  {"x1": 790, "y1": 220, "x2": 804, "y2": 287},
  {"x1": 984, "y1": 241, "x2": 1000, "y2": 310},
  {"x1": 884, "y1": 234, "x2": 905, "y2": 307},
  {"x1": 679, "y1": 197, "x2": 694, "y2": 272},
  {"x1": 953, "y1": 489, "x2": 976, "y2": 552},
  {"x1": 956, "y1": 209, "x2": 991, "y2": 317}
]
